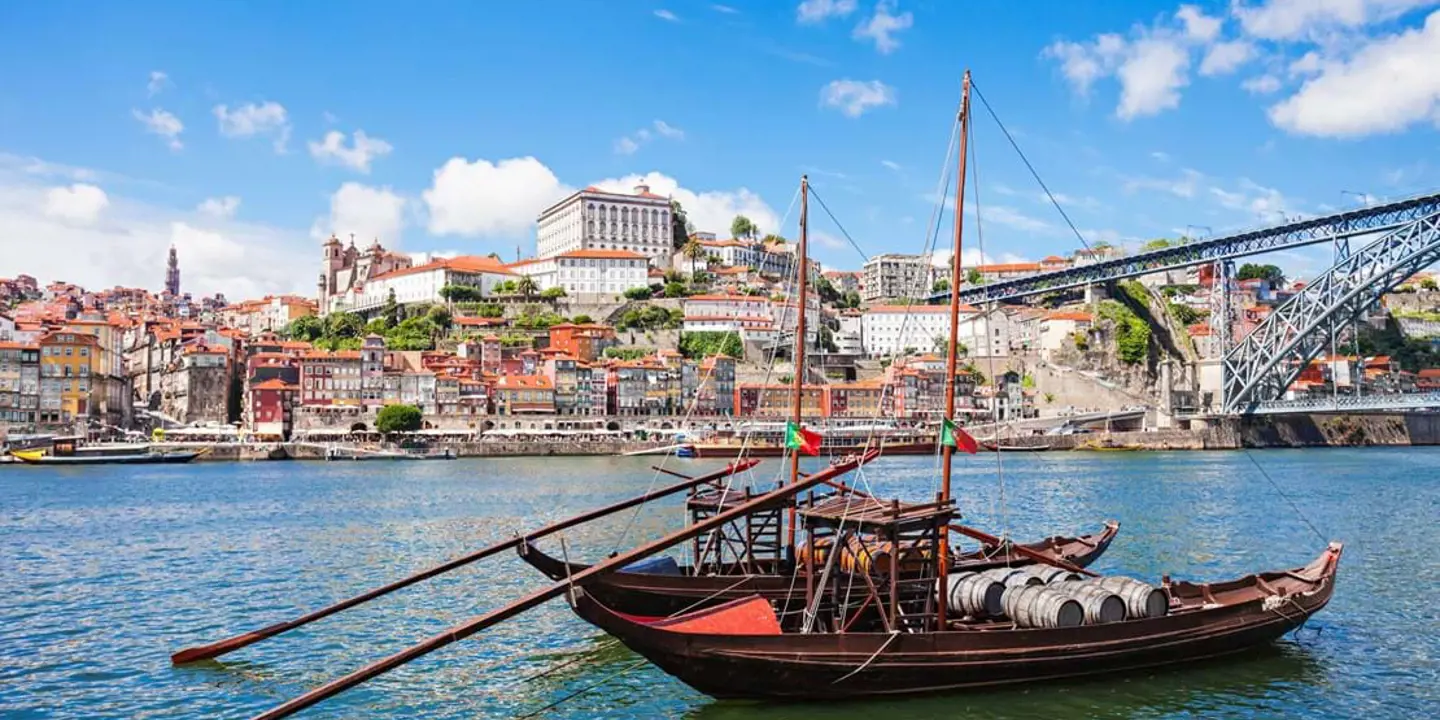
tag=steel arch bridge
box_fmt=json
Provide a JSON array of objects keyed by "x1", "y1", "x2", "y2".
[
  {"x1": 932, "y1": 190, "x2": 1440, "y2": 305},
  {"x1": 1221, "y1": 210, "x2": 1440, "y2": 414}
]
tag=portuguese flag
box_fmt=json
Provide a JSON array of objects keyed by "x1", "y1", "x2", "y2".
[
  {"x1": 785, "y1": 421, "x2": 823, "y2": 456},
  {"x1": 941, "y1": 418, "x2": 979, "y2": 455}
]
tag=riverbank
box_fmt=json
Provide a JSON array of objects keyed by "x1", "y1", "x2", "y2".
[{"x1": 8, "y1": 412, "x2": 1433, "y2": 463}]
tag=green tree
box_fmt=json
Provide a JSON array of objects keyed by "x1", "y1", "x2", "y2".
[
  {"x1": 376, "y1": 404, "x2": 423, "y2": 434},
  {"x1": 363, "y1": 318, "x2": 389, "y2": 335},
  {"x1": 571, "y1": 314, "x2": 594, "y2": 324},
  {"x1": 604, "y1": 346, "x2": 653, "y2": 361},
  {"x1": 841, "y1": 290, "x2": 861, "y2": 309},
  {"x1": 1421, "y1": 277, "x2": 1438, "y2": 291},
  {"x1": 815, "y1": 276, "x2": 840, "y2": 305},
  {"x1": 325, "y1": 312, "x2": 364, "y2": 339},
  {"x1": 285, "y1": 315, "x2": 324, "y2": 342},
  {"x1": 731, "y1": 215, "x2": 757, "y2": 240},
  {"x1": 382, "y1": 288, "x2": 400, "y2": 328},
  {"x1": 1141, "y1": 238, "x2": 1172, "y2": 251},
  {"x1": 932, "y1": 278, "x2": 950, "y2": 293},
  {"x1": 663, "y1": 281, "x2": 689, "y2": 298},
  {"x1": 966, "y1": 268, "x2": 984, "y2": 286},
  {"x1": 624, "y1": 286, "x2": 654, "y2": 300},
  {"x1": 516, "y1": 276, "x2": 539, "y2": 300},
  {"x1": 439, "y1": 284, "x2": 480, "y2": 303},
  {"x1": 669, "y1": 199, "x2": 690, "y2": 250},
  {"x1": 678, "y1": 331, "x2": 743, "y2": 360},
  {"x1": 492, "y1": 279, "x2": 518, "y2": 295},
  {"x1": 476, "y1": 303, "x2": 505, "y2": 318},
  {"x1": 818, "y1": 325, "x2": 838, "y2": 353},
  {"x1": 682, "y1": 236, "x2": 707, "y2": 279},
  {"x1": 426, "y1": 305, "x2": 453, "y2": 333},
  {"x1": 540, "y1": 286, "x2": 567, "y2": 300},
  {"x1": 1236, "y1": 263, "x2": 1285, "y2": 283}
]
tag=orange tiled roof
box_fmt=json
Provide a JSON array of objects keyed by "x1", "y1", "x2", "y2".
[
  {"x1": 865, "y1": 304, "x2": 979, "y2": 314},
  {"x1": 1044, "y1": 311, "x2": 1094, "y2": 322},
  {"x1": 372, "y1": 255, "x2": 515, "y2": 281},
  {"x1": 251, "y1": 378, "x2": 298, "y2": 391}
]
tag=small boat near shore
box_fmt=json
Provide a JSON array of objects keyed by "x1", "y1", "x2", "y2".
[
  {"x1": 324, "y1": 446, "x2": 456, "y2": 461},
  {"x1": 981, "y1": 441, "x2": 1052, "y2": 452},
  {"x1": 8, "y1": 440, "x2": 202, "y2": 465}
]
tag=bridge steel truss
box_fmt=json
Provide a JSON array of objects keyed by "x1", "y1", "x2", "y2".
[
  {"x1": 1221, "y1": 211, "x2": 1440, "y2": 414},
  {"x1": 945, "y1": 191, "x2": 1440, "y2": 305}
]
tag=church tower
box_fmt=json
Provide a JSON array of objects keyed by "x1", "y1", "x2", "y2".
[{"x1": 164, "y1": 245, "x2": 181, "y2": 296}]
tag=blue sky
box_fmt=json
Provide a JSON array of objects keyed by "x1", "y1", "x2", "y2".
[{"x1": 1, "y1": 0, "x2": 1436, "y2": 298}]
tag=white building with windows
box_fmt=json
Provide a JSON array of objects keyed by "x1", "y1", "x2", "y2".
[
  {"x1": 862, "y1": 253, "x2": 934, "y2": 302},
  {"x1": 681, "y1": 293, "x2": 819, "y2": 344},
  {"x1": 536, "y1": 184, "x2": 673, "y2": 266},
  {"x1": 508, "y1": 249, "x2": 650, "y2": 297},
  {"x1": 860, "y1": 304, "x2": 992, "y2": 357},
  {"x1": 329, "y1": 256, "x2": 516, "y2": 315}
]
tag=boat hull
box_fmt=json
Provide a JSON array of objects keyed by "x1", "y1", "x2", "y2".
[
  {"x1": 8, "y1": 450, "x2": 201, "y2": 465},
  {"x1": 519, "y1": 522, "x2": 1119, "y2": 618},
  {"x1": 574, "y1": 543, "x2": 1342, "y2": 701}
]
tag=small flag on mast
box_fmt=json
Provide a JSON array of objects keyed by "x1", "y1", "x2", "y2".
[
  {"x1": 785, "y1": 421, "x2": 823, "y2": 456},
  {"x1": 941, "y1": 418, "x2": 979, "y2": 454}
]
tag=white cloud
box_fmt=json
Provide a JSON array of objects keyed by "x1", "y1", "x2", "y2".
[
  {"x1": 1267, "y1": 10, "x2": 1440, "y2": 137},
  {"x1": 325, "y1": 182, "x2": 408, "y2": 245},
  {"x1": 0, "y1": 159, "x2": 311, "y2": 298},
  {"x1": 653, "y1": 120, "x2": 685, "y2": 139},
  {"x1": 1116, "y1": 38, "x2": 1191, "y2": 119},
  {"x1": 1288, "y1": 51, "x2": 1324, "y2": 76},
  {"x1": 1233, "y1": 0, "x2": 1436, "y2": 41},
  {"x1": 614, "y1": 120, "x2": 685, "y2": 154},
  {"x1": 213, "y1": 101, "x2": 291, "y2": 153},
  {"x1": 880, "y1": 159, "x2": 902, "y2": 171},
  {"x1": 852, "y1": 1, "x2": 913, "y2": 54},
  {"x1": 132, "y1": 108, "x2": 184, "y2": 150},
  {"x1": 1209, "y1": 178, "x2": 1290, "y2": 217},
  {"x1": 712, "y1": 4, "x2": 739, "y2": 13},
  {"x1": 797, "y1": 0, "x2": 857, "y2": 23},
  {"x1": 1044, "y1": 34, "x2": 1128, "y2": 96},
  {"x1": 964, "y1": 204, "x2": 1057, "y2": 234},
  {"x1": 1176, "y1": 4, "x2": 1223, "y2": 42},
  {"x1": 1242, "y1": 74, "x2": 1283, "y2": 94},
  {"x1": 1150, "y1": 150, "x2": 1172, "y2": 162},
  {"x1": 147, "y1": 71, "x2": 170, "y2": 97},
  {"x1": 654, "y1": 8, "x2": 679, "y2": 22},
  {"x1": 1122, "y1": 168, "x2": 1205, "y2": 198},
  {"x1": 1199, "y1": 40, "x2": 1256, "y2": 75},
  {"x1": 307, "y1": 129, "x2": 393, "y2": 173},
  {"x1": 197, "y1": 196, "x2": 241, "y2": 219},
  {"x1": 594, "y1": 171, "x2": 781, "y2": 240},
  {"x1": 423, "y1": 156, "x2": 570, "y2": 238},
  {"x1": 812, "y1": 230, "x2": 848, "y2": 251},
  {"x1": 43, "y1": 183, "x2": 109, "y2": 225},
  {"x1": 819, "y1": 79, "x2": 897, "y2": 117},
  {"x1": 614, "y1": 137, "x2": 641, "y2": 155}
]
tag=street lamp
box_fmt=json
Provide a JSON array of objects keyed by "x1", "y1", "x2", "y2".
[{"x1": 1340, "y1": 190, "x2": 1373, "y2": 207}]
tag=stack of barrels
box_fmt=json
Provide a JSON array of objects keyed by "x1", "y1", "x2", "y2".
[{"x1": 939, "y1": 566, "x2": 1168, "y2": 629}]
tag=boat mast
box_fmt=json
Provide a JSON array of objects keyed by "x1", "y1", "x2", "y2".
[
  {"x1": 938, "y1": 70, "x2": 972, "y2": 629},
  {"x1": 787, "y1": 175, "x2": 811, "y2": 553}
]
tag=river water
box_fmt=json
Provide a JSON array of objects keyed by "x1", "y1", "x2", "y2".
[{"x1": 2, "y1": 449, "x2": 1437, "y2": 719}]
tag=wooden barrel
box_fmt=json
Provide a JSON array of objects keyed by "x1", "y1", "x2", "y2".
[
  {"x1": 983, "y1": 567, "x2": 1044, "y2": 588},
  {"x1": 1029, "y1": 566, "x2": 1083, "y2": 585},
  {"x1": 1096, "y1": 577, "x2": 1169, "y2": 618},
  {"x1": 1001, "y1": 585, "x2": 1084, "y2": 629},
  {"x1": 1053, "y1": 581, "x2": 1127, "y2": 624},
  {"x1": 796, "y1": 537, "x2": 832, "y2": 569},
  {"x1": 938, "y1": 571, "x2": 1005, "y2": 617},
  {"x1": 798, "y1": 536, "x2": 929, "y2": 575}
]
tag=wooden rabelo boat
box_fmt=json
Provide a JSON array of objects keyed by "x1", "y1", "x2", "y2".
[
  {"x1": 568, "y1": 70, "x2": 1342, "y2": 703},
  {"x1": 573, "y1": 541, "x2": 1342, "y2": 699},
  {"x1": 8, "y1": 436, "x2": 202, "y2": 465}
]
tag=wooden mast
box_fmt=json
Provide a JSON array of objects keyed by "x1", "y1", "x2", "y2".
[
  {"x1": 937, "y1": 70, "x2": 972, "y2": 629},
  {"x1": 786, "y1": 175, "x2": 811, "y2": 553}
]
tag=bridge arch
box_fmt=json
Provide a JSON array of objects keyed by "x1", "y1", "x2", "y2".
[{"x1": 1221, "y1": 212, "x2": 1440, "y2": 413}]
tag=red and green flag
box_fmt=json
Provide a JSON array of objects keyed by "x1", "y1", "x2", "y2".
[
  {"x1": 941, "y1": 418, "x2": 979, "y2": 455},
  {"x1": 785, "y1": 421, "x2": 823, "y2": 456}
]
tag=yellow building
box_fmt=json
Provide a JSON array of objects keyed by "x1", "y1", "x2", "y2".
[{"x1": 39, "y1": 330, "x2": 99, "y2": 424}]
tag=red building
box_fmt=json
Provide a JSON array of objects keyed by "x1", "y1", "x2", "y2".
[
  {"x1": 249, "y1": 378, "x2": 298, "y2": 439},
  {"x1": 548, "y1": 323, "x2": 617, "y2": 363}
]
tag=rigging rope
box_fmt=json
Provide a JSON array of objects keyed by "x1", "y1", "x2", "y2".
[
  {"x1": 1242, "y1": 449, "x2": 1329, "y2": 545},
  {"x1": 967, "y1": 101, "x2": 1012, "y2": 549},
  {"x1": 971, "y1": 80, "x2": 1092, "y2": 254}
]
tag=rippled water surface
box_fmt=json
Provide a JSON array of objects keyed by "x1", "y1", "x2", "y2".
[{"x1": 2, "y1": 449, "x2": 1437, "y2": 719}]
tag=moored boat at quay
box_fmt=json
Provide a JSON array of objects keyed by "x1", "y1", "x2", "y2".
[{"x1": 7, "y1": 436, "x2": 202, "y2": 465}]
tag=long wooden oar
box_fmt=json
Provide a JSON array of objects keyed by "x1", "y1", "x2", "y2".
[
  {"x1": 952, "y1": 524, "x2": 1099, "y2": 578},
  {"x1": 171, "y1": 458, "x2": 760, "y2": 665},
  {"x1": 247, "y1": 450, "x2": 879, "y2": 720}
]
